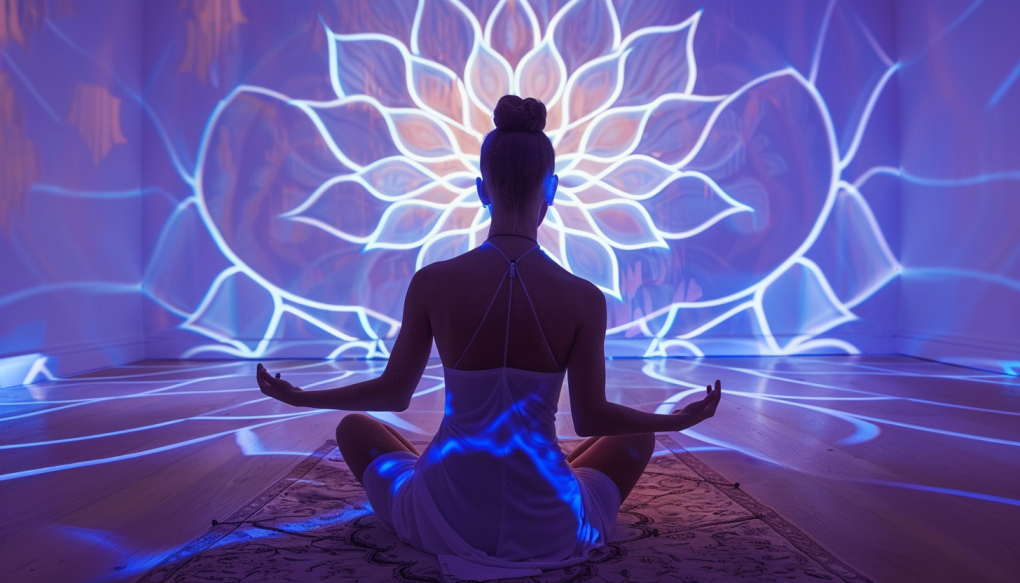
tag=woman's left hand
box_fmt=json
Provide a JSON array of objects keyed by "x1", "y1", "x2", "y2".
[{"x1": 256, "y1": 363, "x2": 303, "y2": 406}]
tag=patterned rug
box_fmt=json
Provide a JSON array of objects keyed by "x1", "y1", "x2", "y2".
[{"x1": 138, "y1": 436, "x2": 872, "y2": 583}]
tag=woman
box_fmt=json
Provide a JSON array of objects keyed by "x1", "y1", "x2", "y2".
[{"x1": 256, "y1": 95, "x2": 722, "y2": 580}]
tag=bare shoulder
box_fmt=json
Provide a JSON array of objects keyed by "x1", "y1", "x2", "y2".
[
  {"x1": 413, "y1": 250, "x2": 471, "y2": 283},
  {"x1": 559, "y1": 268, "x2": 604, "y2": 301},
  {"x1": 539, "y1": 258, "x2": 607, "y2": 316},
  {"x1": 407, "y1": 250, "x2": 480, "y2": 297},
  {"x1": 405, "y1": 258, "x2": 452, "y2": 305}
]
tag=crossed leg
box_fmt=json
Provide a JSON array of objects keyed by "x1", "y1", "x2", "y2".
[
  {"x1": 567, "y1": 433, "x2": 655, "y2": 502},
  {"x1": 337, "y1": 412, "x2": 654, "y2": 502},
  {"x1": 336, "y1": 413, "x2": 420, "y2": 484}
]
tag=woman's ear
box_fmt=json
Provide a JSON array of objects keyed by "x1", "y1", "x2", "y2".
[
  {"x1": 544, "y1": 174, "x2": 558, "y2": 206},
  {"x1": 476, "y1": 177, "x2": 492, "y2": 207}
]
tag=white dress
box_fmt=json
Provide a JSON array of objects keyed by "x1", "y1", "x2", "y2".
[{"x1": 362, "y1": 243, "x2": 621, "y2": 580}]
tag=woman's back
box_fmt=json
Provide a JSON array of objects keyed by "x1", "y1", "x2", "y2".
[
  {"x1": 383, "y1": 237, "x2": 613, "y2": 571},
  {"x1": 420, "y1": 237, "x2": 603, "y2": 373},
  {"x1": 258, "y1": 93, "x2": 720, "y2": 581}
]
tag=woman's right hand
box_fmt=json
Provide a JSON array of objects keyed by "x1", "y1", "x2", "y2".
[
  {"x1": 671, "y1": 379, "x2": 722, "y2": 428},
  {"x1": 256, "y1": 363, "x2": 304, "y2": 406}
]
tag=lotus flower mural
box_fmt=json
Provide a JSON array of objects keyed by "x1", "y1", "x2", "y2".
[{"x1": 144, "y1": 0, "x2": 899, "y2": 359}]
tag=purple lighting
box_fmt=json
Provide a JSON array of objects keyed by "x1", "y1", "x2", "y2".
[{"x1": 0, "y1": 1, "x2": 1017, "y2": 379}]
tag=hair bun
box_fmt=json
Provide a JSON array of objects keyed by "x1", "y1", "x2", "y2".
[{"x1": 493, "y1": 95, "x2": 546, "y2": 132}]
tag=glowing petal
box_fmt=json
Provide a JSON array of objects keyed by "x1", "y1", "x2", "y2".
[
  {"x1": 551, "y1": 0, "x2": 619, "y2": 75},
  {"x1": 582, "y1": 199, "x2": 668, "y2": 250},
  {"x1": 144, "y1": 201, "x2": 233, "y2": 315},
  {"x1": 361, "y1": 158, "x2": 437, "y2": 199},
  {"x1": 599, "y1": 156, "x2": 677, "y2": 198},
  {"x1": 561, "y1": 229, "x2": 620, "y2": 297},
  {"x1": 806, "y1": 185, "x2": 899, "y2": 307},
  {"x1": 666, "y1": 71, "x2": 836, "y2": 301},
  {"x1": 810, "y1": 3, "x2": 895, "y2": 163},
  {"x1": 189, "y1": 270, "x2": 278, "y2": 352},
  {"x1": 615, "y1": 14, "x2": 699, "y2": 106},
  {"x1": 758, "y1": 259, "x2": 856, "y2": 351},
  {"x1": 514, "y1": 37, "x2": 566, "y2": 105},
  {"x1": 313, "y1": 100, "x2": 400, "y2": 168},
  {"x1": 409, "y1": 59, "x2": 468, "y2": 126},
  {"x1": 331, "y1": 35, "x2": 413, "y2": 107},
  {"x1": 285, "y1": 180, "x2": 389, "y2": 243},
  {"x1": 388, "y1": 110, "x2": 458, "y2": 159},
  {"x1": 200, "y1": 89, "x2": 381, "y2": 310},
  {"x1": 631, "y1": 98, "x2": 717, "y2": 165},
  {"x1": 563, "y1": 49, "x2": 627, "y2": 124},
  {"x1": 485, "y1": 0, "x2": 540, "y2": 69},
  {"x1": 412, "y1": 0, "x2": 477, "y2": 76},
  {"x1": 579, "y1": 107, "x2": 644, "y2": 159},
  {"x1": 367, "y1": 201, "x2": 447, "y2": 249},
  {"x1": 640, "y1": 173, "x2": 753, "y2": 239},
  {"x1": 465, "y1": 40, "x2": 513, "y2": 113}
]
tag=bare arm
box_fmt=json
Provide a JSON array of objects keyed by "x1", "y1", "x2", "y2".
[
  {"x1": 256, "y1": 270, "x2": 434, "y2": 412},
  {"x1": 566, "y1": 286, "x2": 721, "y2": 437}
]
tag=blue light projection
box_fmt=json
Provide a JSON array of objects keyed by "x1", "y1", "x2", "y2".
[
  {"x1": 3, "y1": 356, "x2": 1019, "y2": 524},
  {"x1": 175, "y1": 0, "x2": 901, "y2": 361},
  {"x1": 1, "y1": 0, "x2": 1018, "y2": 380},
  {"x1": 424, "y1": 385, "x2": 601, "y2": 547}
]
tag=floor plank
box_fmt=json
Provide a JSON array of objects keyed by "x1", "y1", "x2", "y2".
[{"x1": 1, "y1": 355, "x2": 1018, "y2": 583}]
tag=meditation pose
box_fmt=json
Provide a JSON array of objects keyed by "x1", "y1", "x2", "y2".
[{"x1": 256, "y1": 95, "x2": 722, "y2": 579}]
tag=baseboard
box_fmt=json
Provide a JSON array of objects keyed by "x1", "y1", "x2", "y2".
[
  {"x1": 0, "y1": 339, "x2": 146, "y2": 388},
  {"x1": 898, "y1": 332, "x2": 1020, "y2": 375}
]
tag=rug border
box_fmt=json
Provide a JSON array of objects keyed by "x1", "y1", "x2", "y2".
[
  {"x1": 657, "y1": 434, "x2": 876, "y2": 583},
  {"x1": 139, "y1": 437, "x2": 876, "y2": 583},
  {"x1": 135, "y1": 440, "x2": 337, "y2": 583}
]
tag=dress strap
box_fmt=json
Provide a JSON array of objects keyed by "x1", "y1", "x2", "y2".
[
  {"x1": 453, "y1": 269, "x2": 509, "y2": 370},
  {"x1": 513, "y1": 268, "x2": 559, "y2": 370},
  {"x1": 452, "y1": 241, "x2": 558, "y2": 370}
]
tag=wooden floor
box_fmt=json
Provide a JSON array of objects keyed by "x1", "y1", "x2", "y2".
[{"x1": 1, "y1": 355, "x2": 1018, "y2": 583}]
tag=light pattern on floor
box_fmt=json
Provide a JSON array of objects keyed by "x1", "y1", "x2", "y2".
[{"x1": 3, "y1": 357, "x2": 1018, "y2": 514}]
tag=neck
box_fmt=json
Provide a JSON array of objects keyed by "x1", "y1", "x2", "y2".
[{"x1": 487, "y1": 210, "x2": 539, "y2": 242}]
